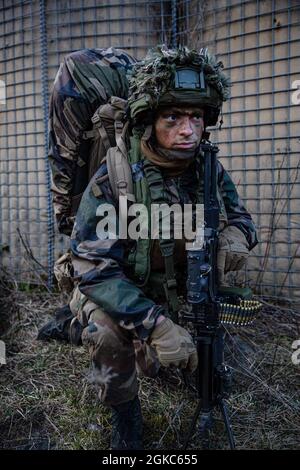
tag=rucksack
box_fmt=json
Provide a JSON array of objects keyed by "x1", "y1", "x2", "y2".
[
  {"x1": 49, "y1": 47, "x2": 136, "y2": 235},
  {"x1": 53, "y1": 95, "x2": 135, "y2": 294},
  {"x1": 82, "y1": 96, "x2": 135, "y2": 203}
]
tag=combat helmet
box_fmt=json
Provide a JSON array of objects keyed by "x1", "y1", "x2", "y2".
[{"x1": 127, "y1": 45, "x2": 231, "y2": 127}]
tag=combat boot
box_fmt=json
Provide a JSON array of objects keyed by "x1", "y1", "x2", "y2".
[
  {"x1": 37, "y1": 304, "x2": 83, "y2": 345},
  {"x1": 110, "y1": 396, "x2": 143, "y2": 450}
]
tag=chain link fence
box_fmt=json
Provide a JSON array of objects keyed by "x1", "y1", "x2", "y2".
[{"x1": 0, "y1": 0, "x2": 299, "y2": 300}]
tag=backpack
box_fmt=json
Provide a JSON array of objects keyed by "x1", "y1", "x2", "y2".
[
  {"x1": 53, "y1": 95, "x2": 135, "y2": 293},
  {"x1": 82, "y1": 96, "x2": 135, "y2": 204},
  {"x1": 49, "y1": 47, "x2": 136, "y2": 235}
]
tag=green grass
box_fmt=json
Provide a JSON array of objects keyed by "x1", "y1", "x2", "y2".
[{"x1": 0, "y1": 288, "x2": 299, "y2": 450}]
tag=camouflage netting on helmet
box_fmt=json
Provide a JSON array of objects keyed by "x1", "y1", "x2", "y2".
[{"x1": 127, "y1": 45, "x2": 231, "y2": 125}]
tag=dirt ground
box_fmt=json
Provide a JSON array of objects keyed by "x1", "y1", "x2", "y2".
[{"x1": 0, "y1": 283, "x2": 299, "y2": 450}]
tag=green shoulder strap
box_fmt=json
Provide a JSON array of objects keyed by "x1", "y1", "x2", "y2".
[
  {"x1": 107, "y1": 127, "x2": 181, "y2": 318},
  {"x1": 142, "y1": 159, "x2": 179, "y2": 320},
  {"x1": 126, "y1": 132, "x2": 152, "y2": 285}
]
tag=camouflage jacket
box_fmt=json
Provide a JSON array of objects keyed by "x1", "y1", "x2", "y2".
[
  {"x1": 70, "y1": 149, "x2": 258, "y2": 341},
  {"x1": 48, "y1": 48, "x2": 136, "y2": 235}
]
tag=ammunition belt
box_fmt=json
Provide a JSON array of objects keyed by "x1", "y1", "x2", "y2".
[{"x1": 219, "y1": 299, "x2": 262, "y2": 326}]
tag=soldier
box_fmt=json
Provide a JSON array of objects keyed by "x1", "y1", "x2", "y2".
[
  {"x1": 67, "y1": 46, "x2": 257, "y2": 449},
  {"x1": 41, "y1": 45, "x2": 258, "y2": 449}
]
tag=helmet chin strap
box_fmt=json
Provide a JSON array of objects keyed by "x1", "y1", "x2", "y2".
[
  {"x1": 201, "y1": 131, "x2": 211, "y2": 142},
  {"x1": 141, "y1": 124, "x2": 153, "y2": 142}
]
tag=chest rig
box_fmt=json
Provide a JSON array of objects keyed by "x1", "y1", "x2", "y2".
[{"x1": 126, "y1": 131, "x2": 227, "y2": 320}]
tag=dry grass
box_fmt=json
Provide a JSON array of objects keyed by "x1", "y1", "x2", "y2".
[{"x1": 0, "y1": 281, "x2": 299, "y2": 450}]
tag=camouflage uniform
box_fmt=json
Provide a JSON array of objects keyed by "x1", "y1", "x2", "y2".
[
  {"x1": 49, "y1": 46, "x2": 258, "y2": 407},
  {"x1": 69, "y1": 151, "x2": 257, "y2": 405}
]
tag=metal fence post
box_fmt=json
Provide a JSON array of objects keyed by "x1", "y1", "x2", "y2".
[{"x1": 39, "y1": 0, "x2": 55, "y2": 290}]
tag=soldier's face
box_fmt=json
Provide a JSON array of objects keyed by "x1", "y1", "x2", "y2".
[{"x1": 154, "y1": 106, "x2": 204, "y2": 150}]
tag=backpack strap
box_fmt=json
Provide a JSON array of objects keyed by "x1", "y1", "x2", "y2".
[
  {"x1": 142, "y1": 159, "x2": 179, "y2": 321},
  {"x1": 82, "y1": 96, "x2": 127, "y2": 146},
  {"x1": 80, "y1": 96, "x2": 135, "y2": 205},
  {"x1": 106, "y1": 121, "x2": 135, "y2": 204},
  {"x1": 159, "y1": 239, "x2": 179, "y2": 322},
  {"x1": 81, "y1": 114, "x2": 111, "y2": 153},
  {"x1": 92, "y1": 112, "x2": 113, "y2": 152}
]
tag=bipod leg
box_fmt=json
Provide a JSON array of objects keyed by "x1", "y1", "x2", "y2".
[
  {"x1": 183, "y1": 404, "x2": 214, "y2": 450},
  {"x1": 218, "y1": 398, "x2": 235, "y2": 450},
  {"x1": 198, "y1": 411, "x2": 213, "y2": 449},
  {"x1": 182, "y1": 401, "x2": 202, "y2": 450}
]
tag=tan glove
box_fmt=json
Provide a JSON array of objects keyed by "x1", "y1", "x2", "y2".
[
  {"x1": 217, "y1": 225, "x2": 249, "y2": 285},
  {"x1": 149, "y1": 318, "x2": 198, "y2": 373}
]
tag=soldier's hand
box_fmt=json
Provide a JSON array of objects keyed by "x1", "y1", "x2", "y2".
[
  {"x1": 217, "y1": 225, "x2": 249, "y2": 285},
  {"x1": 149, "y1": 318, "x2": 198, "y2": 373}
]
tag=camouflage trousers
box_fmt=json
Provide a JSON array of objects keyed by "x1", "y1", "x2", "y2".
[{"x1": 69, "y1": 286, "x2": 160, "y2": 406}]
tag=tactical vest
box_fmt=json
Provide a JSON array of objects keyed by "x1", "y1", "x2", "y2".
[{"x1": 86, "y1": 97, "x2": 228, "y2": 318}]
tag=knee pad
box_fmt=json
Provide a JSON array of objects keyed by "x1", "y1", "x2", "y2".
[{"x1": 69, "y1": 286, "x2": 100, "y2": 328}]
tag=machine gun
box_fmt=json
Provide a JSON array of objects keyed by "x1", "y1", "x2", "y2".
[{"x1": 181, "y1": 141, "x2": 261, "y2": 450}]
